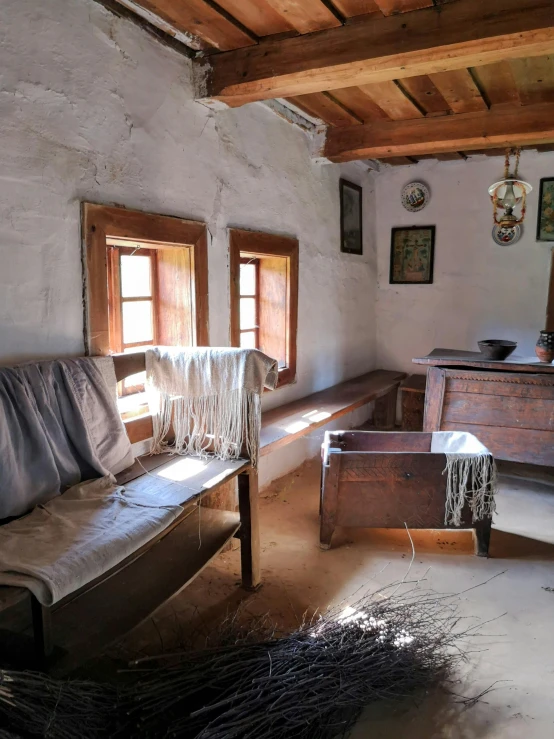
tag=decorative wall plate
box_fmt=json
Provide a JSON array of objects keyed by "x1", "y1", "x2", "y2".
[
  {"x1": 401, "y1": 181, "x2": 430, "y2": 212},
  {"x1": 492, "y1": 224, "x2": 522, "y2": 246}
]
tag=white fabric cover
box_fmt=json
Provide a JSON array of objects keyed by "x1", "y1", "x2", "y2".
[
  {"x1": 0, "y1": 476, "x2": 182, "y2": 605},
  {"x1": 430, "y1": 431, "x2": 489, "y2": 455}
]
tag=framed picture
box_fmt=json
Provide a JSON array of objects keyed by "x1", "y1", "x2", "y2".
[
  {"x1": 340, "y1": 179, "x2": 363, "y2": 255},
  {"x1": 390, "y1": 226, "x2": 435, "y2": 284},
  {"x1": 537, "y1": 177, "x2": 554, "y2": 242}
]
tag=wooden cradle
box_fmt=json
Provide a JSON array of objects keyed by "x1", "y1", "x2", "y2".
[{"x1": 320, "y1": 431, "x2": 493, "y2": 556}]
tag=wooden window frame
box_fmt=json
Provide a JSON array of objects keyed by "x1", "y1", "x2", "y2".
[
  {"x1": 83, "y1": 203, "x2": 209, "y2": 443},
  {"x1": 229, "y1": 229, "x2": 298, "y2": 389},
  {"x1": 84, "y1": 203, "x2": 209, "y2": 354}
]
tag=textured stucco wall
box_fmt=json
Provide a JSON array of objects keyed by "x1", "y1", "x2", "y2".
[
  {"x1": 0, "y1": 0, "x2": 377, "y2": 485},
  {"x1": 374, "y1": 153, "x2": 554, "y2": 376}
]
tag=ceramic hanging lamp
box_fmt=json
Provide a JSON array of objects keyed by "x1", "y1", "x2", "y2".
[{"x1": 489, "y1": 148, "x2": 532, "y2": 245}]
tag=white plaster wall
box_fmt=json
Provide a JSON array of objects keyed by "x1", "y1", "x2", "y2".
[
  {"x1": 0, "y1": 0, "x2": 376, "y2": 485},
  {"x1": 374, "y1": 153, "x2": 554, "y2": 376}
]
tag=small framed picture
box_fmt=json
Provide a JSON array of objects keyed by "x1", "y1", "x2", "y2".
[
  {"x1": 390, "y1": 226, "x2": 435, "y2": 284},
  {"x1": 537, "y1": 177, "x2": 554, "y2": 242},
  {"x1": 340, "y1": 179, "x2": 363, "y2": 255}
]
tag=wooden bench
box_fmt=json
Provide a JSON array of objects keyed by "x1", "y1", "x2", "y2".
[
  {"x1": 0, "y1": 360, "x2": 404, "y2": 671},
  {"x1": 0, "y1": 356, "x2": 260, "y2": 672},
  {"x1": 260, "y1": 369, "x2": 407, "y2": 455}
]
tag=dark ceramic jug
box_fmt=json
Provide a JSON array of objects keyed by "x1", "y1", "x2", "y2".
[{"x1": 535, "y1": 330, "x2": 554, "y2": 363}]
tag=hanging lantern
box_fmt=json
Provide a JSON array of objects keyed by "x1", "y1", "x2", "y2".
[{"x1": 488, "y1": 148, "x2": 532, "y2": 230}]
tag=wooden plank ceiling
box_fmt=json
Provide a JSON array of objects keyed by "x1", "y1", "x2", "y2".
[{"x1": 113, "y1": 0, "x2": 554, "y2": 165}]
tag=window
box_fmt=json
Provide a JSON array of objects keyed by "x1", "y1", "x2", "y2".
[
  {"x1": 83, "y1": 203, "x2": 209, "y2": 440},
  {"x1": 229, "y1": 229, "x2": 298, "y2": 388},
  {"x1": 108, "y1": 247, "x2": 158, "y2": 396},
  {"x1": 239, "y1": 257, "x2": 259, "y2": 350}
]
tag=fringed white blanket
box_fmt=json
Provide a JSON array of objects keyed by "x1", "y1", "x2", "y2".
[
  {"x1": 146, "y1": 347, "x2": 279, "y2": 466},
  {"x1": 431, "y1": 432, "x2": 497, "y2": 526}
]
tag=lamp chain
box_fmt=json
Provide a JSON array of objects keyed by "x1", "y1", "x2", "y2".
[{"x1": 504, "y1": 147, "x2": 521, "y2": 178}]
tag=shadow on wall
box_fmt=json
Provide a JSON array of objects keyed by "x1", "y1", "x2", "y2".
[{"x1": 0, "y1": 332, "x2": 85, "y2": 367}]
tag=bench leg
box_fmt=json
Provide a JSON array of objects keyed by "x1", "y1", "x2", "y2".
[
  {"x1": 473, "y1": 517, "x2": 492, "y2": 557},
  {"x1": 374, "y1": 386, "x2": 398, "y2": 430},
  {"x1": 31, "y1": 595, "x2": 53, "y2": 662},
  {"x1": 238, "y1": 468, "x2": 261, "y2": 591},
  {"x1": 320, "y1": 518, "x2": 335, "y2": 551},
  {"x1": 320, "y1": 454, "x2": 340, "y2": 550}
]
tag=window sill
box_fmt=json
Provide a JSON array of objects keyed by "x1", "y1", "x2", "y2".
[{"x1": 275, "y1": 367, "x2": 295, "y2": 390}]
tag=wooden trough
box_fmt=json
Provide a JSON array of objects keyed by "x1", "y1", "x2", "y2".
[{"x1": 320, "y1": 431, "x2": 492, "y2": 556}]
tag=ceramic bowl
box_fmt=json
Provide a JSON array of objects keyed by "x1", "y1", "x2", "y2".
[{"x1": 478, "y1": 339, "x2": 517, "y2": 360}]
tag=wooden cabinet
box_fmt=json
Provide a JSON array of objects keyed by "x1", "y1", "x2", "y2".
[{"x1": 423, "y1": 366, "x2": 554, "y2": 466}]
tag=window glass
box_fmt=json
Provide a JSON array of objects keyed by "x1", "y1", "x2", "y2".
[
  {"x1": 240, "y1": 262, "x2": 256, "y2": 295},
  {"x1": 240, "y1": 331, "x2": 257, "y2": 349},
  {"x1": 122, "y1": 300, "x2": 153, "y2": 344},
  {"x1": 240, "y1": 297, "x2": 257, "y2": 330},
  {"x1": 120, "y1": 254, "x2": 152, "y2": 298}
]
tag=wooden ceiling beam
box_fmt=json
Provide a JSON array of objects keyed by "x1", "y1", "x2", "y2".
[
  {"x1": 201, "y1": 0, "x2": 554, "y2": 105},
  {"x1": 262, "y1": 0, "x2": 342, "y2": 34},
  {"x1": 214, "y1": 0, "x2": 295, "y2": 37},
  {"x1": 136, "y1": 0, "x2": 255, "y2": 51},
  {"x1": 328, "y1": 86, "x2": 390, "y2": 121},
  {"x1": 374, "y1": 1, "x2": 433, "y2": 15},
  {"x1": 323, "y1": 103, "x2": 554, "y2": 162},
  {"x1": 510, "y1": 56, "x2": 554, "y2": 105},
  {"x1": 287, "y1": 92, "x2": 362, "y2": 126},
  {"x1": 357, "y1": 81, "x2": 424, "y2": 119},
  {"x1": 470, "y1": 61, "x2": 521, "y2": 107},
  {"x1": 330, "y1": 0, "x2": 381, "y2": 17},
  {"x1": 398, "y1": 75, "x2": 451, "y2": 116},
  {"x1": 428, "y1": 69, "x2": 488, "y2": 114}
]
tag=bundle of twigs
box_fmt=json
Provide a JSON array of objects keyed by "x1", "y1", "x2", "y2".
[
  {"x1": 123, "y1": 581, "x2": 482, "y2": 739},
  {"x1": 0, "y1": 670, "x2": 117, "y2": 739},
  {"x1": 0, "y1": 566, "x2": 497, "y2": 739}
]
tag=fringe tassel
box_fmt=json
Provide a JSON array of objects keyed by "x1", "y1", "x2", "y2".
[
  {"x1": 443, "y1": 453, "x2": 497, "y2": 526},
  {"x1": 149, "y1": 388, "x2": 262, "y2": 467}
]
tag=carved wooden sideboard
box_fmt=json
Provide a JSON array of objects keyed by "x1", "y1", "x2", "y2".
[{"x1": 413, "y1": 349, "x2": 554, "y2": 467}]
